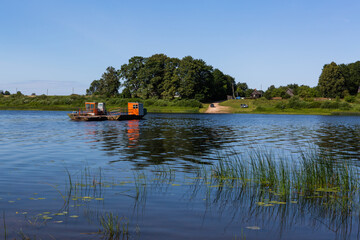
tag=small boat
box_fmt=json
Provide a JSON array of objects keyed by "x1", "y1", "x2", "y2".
[{"x1": 68, "y1": 102, "x2": 147, "y2": 121}]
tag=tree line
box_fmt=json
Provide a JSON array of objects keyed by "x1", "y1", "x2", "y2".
[
  {"x1": 318, "y1": 61, "x2": 360, "y2": 98},
  {"x1": 264, "y1": 84, "x2": 321, "y2": 99},
  {"x1": 87, "y1": 56, "x2": 359, "y2": 101},
  {"x1": 0, "y1": 90, "x2": 11, "y2": 95},
  {"x1": 87, "y1": 54, "x2": 239, "y2": 101},
  {"x1": 261, "y1": 61, "x2": 360, "y2": 100}
]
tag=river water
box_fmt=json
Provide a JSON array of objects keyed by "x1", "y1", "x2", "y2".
[{"x1": 0, "y1": 111, "x2": 359, "y2": 239}]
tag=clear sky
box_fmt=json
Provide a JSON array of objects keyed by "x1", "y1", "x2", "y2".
[{"x1": 1, "y1": 0, "x2": 360, "y2": 95}]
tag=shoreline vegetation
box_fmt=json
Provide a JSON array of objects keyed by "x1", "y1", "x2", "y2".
[
  {"x1": 1, "y1": 55, "x2": 360, "y2": 116},
  {"x1": 0, "y1": 94, "x2": 360, "y2": 116},
  {"x1": 3, "y1": 149, "x2": 360, "y2": 239}
]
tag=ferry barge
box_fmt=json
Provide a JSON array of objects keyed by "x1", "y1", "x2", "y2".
[{"x1": 68, "y1": 102, "x2": 147, "y2": 121}]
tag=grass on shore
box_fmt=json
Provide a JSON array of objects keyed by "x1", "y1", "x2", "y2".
[
  {"x1": 0, "y1": 95, "x2": 203, "y2": 113},
  {"x1": 1, "y1": 94, "x2": 360, "y2": 115},
  {"x1": 220, "y1": 98, "x2": 360, "y2": 115}
]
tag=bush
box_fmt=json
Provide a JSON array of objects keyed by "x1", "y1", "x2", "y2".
[
  {"x1": 287, "y1": 96, "x2": 307, "y2": 109},
  {"x1": 37, "y1": 94, "x2": 48, "y2": 100},
  {"x1": 320, "y1": 101, "x2": 339, "y2": 109},
  {"x1": 307, "y1": 101, "x2": 321, "y2": 108},
  {"x1": 173, "y1": 99, "x2": 202, "y2": 108},
  {"x1": 339, "y1": 102, "x2": 351, "y2": 110},
  {"x1": 255, "y1": 106, "x2": 265, "y2": 111},
  {"x1": 194, "y1": 94, "x2": 205, "y2": 102},
  {"x1": 65, "y1": 98, "x2": 73, "y2": 104},
  {"x1": 153, "y1": 100, "x2": 169, "y2": 107},
  {"x1": 275, "y1": 102, "x2": 286, "y2": 109},
  {"x1": 344, "y1": 95, "x2": 356, "y2": 103},
  {"x1": 144, "y1": 99, "x2": 156, "y2": 106}
]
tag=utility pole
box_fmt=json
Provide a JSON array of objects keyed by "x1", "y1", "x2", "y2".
[{"x1": 47, "y1": 89, "x2": 48, "y2": 95}]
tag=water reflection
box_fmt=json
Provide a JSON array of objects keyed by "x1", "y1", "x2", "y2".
[
  {"x1": 79, "y1": 114, "x2": 360, "y2": 169},
  {"x1": 127, "y1": 120, "x2": 140, "y2": 148},
  {"x1": 315, "y1": 121, "x2": 360, "y2": 162},
  {"x1": 85, "y1": 117, "x2": 234, "y2": 168}
]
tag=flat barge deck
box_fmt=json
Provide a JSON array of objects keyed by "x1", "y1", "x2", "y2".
[{"x1": 68, "y1": 102, "x2": 146, "y2": 121}]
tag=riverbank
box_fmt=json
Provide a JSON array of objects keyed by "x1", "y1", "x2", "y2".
[
  {"x1": 0, "y1": 95, "x2": 203, "y2": 113},
  {"x1": 204, "y1": 102, "x2": 232, "y2": 113},
  {"x1": 217, "y1": 98, "x2": 360, "y2": 116},
  {"x1": 1, "y1": 95, "x2": 360, "y2": 115}
]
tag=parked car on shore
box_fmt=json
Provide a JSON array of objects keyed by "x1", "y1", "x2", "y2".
[{"x1": 240, "y1": 104, "x2": 248, "y2": 108}]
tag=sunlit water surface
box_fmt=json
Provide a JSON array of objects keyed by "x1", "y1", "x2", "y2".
[{"x1": 0, "y1": 111, "x2": 359, "y2": 239}]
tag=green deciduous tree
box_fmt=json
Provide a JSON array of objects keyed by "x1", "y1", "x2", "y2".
[
  {"x1": 346, "y1": 61, "x2": 360, "y2": 95},
  {"x1": 212, "y1": 69, "x2": 229, "y2": 100},
  {"x1": 318, "y1": 62, "x2": 345, "y2": 98},
  {"x1": 235, "y1": 82, "x2": 248, "y2": 97},
  {"x1": 119, "y1": 57, "x2": 146, "y2": 98},
  {"x1": 176, "y1": 56, "x2": 213, "y2": 101},
  {"x1": 162, "y1": 57, "x2": 181, "y2": 99},
  {"x1": 86, "y1": 66, "x2": 120, "y2": 97}
]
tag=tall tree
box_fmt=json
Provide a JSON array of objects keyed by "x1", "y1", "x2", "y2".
[
  {"x1": 212, "y1": 69, "x2": 228, "y2": 100},
  {"x1": 162, "y1": 57, "x2": 181, "y2": 99},
  {"x1": 318, "y1": 62, "x2": 345, "y2": 98},
  {"x1": 119, "y1": 57, "x2": 146, "y2": 97},
  {"x1": 346, "y1": 61, "x2": 360, "y2": 95},
  {"x1": 176, "y1": 56, "x2": 213, "y2": 101},
  {"x1": 235, "y1": 82, "x2": 248, "y2": 97},
  {"x1": 140, "y1": 54, "x2": 168, "y2": 98},
  {"x1": 224, "y1": 75, "x2": 235, "y2": 98},
  {"x1": 86, "y1": 80, "x2": 101, "y2": 95},
  {"x1": 86, "y1": 66, "x2": 120, "y2": 96}
]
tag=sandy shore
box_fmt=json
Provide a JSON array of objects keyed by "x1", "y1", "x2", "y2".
[{"x1": 205, "y1": 102, "x2": 232, "y2": 113}]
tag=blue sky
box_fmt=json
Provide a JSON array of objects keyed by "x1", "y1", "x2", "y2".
[{"x1": 1, "y1": 0, "x2": 360, "y2": 95}]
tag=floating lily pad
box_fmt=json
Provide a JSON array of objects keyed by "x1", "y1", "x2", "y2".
[
  {"x1": 54, "y1": 213, "x2": 65, "y2": 216},
  {"x1": 246, "y1": 226, "x2": 261, "y2": 230}
]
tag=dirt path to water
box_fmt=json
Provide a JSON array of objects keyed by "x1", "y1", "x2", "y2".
[{"x1": 205, "y1": 102, "x2": 232, "y2": 113}]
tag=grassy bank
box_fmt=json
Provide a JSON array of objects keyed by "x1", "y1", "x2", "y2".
[
  {"x1": 1, "y1": 94, "x2": 360, "y2": 115},
  {"x1": 220, "y1": 97, "x2": 360, "y2": 115},
  {"x1": 0, "y1": 95, "x2": 203, "y2": 113}
]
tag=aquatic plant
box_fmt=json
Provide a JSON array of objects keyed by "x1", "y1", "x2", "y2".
[
  {"x1": 211, "y1": 150, "x2": 359, "y2": 205},
  {"x1": 3, "y1": 211, "x2": 6, "y2": 240},
  {"x1": 99, "y1": 213, "x2": 129, "y2": 240},
  {"x1": 190, "y1": 150, "x2": 359, "y2": 238}
]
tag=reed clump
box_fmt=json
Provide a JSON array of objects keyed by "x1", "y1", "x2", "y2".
[
  {"x1": 99, "y1": 213, "x2": 129, "y2": 240},
  {"x1": 210, "y1": 150, "x2": 359, "y2": 205}
]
